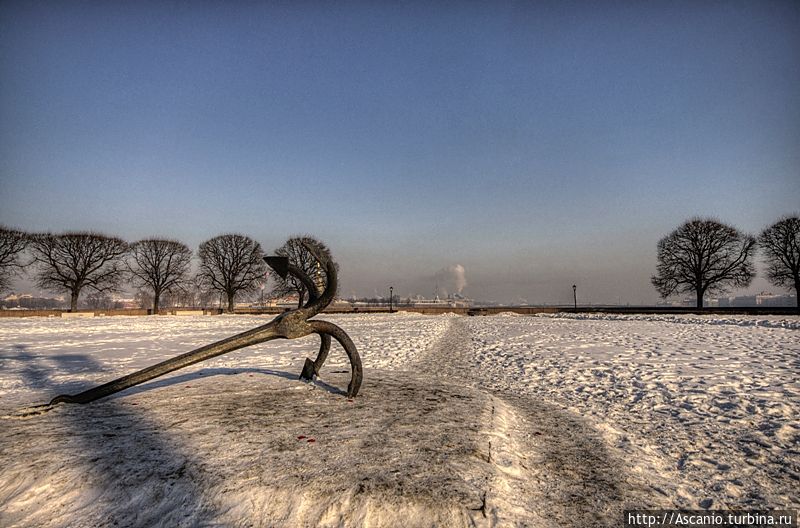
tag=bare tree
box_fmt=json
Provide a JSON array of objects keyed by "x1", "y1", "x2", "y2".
[
  {"x1": 652, "y1": 218, "x2": 756, "y2": 308},
  {"x1": 759, "y1": 215, "x2": 800, "y2": 309},
  {"x1": 0, "y1": 226, "x2": 29, "y2": 293},
  {"x1": 162, "y1": 285, "x2": 199, "y2": 308},
  {"x1": 196, "y1": 234, "x2": 267, "y2": 312},
  {"x1": 195, "y1": 286, "x2": 216, "y2": 309},
  {"x1": 269, "y1": 236, "x2": 330, "y2": 308},
  {"x1": 84, "y1": 291, "x2": 113, "y2": 310},
  {"x1": 29, "y1": 232, "x2": 128, "y2": 311},
  {"x1": 134, "y1": 289, "x2": 154, "y2": 310},
  {"x1": 127, "y1": 238, "x2": 193, "y2": 313}
]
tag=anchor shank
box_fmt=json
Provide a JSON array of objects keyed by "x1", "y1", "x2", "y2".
[{"x1": 51, "y1": 322, "x2": 281, "y2": 405}]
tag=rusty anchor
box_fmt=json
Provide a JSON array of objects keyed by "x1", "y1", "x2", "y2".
[{"x1": 47, "y1": 241, "x2": 362, "y2": 405}]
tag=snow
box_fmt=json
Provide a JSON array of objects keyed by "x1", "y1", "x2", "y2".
[{"x1": 0, "y1": 313, "x2": 798, "y2": 527}]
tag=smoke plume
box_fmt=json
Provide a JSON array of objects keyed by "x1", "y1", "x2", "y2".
[{"x1": 434, "y1": 264, "x2": 467, "y2": 296}]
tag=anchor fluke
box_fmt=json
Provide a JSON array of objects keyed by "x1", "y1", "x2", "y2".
[
  {"x1": 300, "y1": 358, "x2": 317, "y2": 381},
  {"x1": 263, "y1": 256, "x2": 290, "y2": 279}
]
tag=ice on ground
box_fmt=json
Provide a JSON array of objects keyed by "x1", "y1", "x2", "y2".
[{"x1": 0, "y1": 312, "x2": 798, "y2": 527}]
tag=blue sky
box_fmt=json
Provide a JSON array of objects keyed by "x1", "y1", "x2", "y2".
[{"x1": 1, "y1": 1, "x2": 798, "y2": 303}]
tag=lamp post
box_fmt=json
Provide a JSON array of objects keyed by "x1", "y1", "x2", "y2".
[
  {"x1": 389, "y1": 286, "x2": 394, "y2": 313},
  {"x1": 572, "y1": 284, "x2": 577, "y2": 312}
]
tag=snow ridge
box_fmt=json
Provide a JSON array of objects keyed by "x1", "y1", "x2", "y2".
[{"x1": 536, "y1": 312, "x2": 800, "y2": 330}]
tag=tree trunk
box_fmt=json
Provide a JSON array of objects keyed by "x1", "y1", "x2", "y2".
[
  {"x1": 795, "y1": 277, "x2": 799, "y2": 311},
  {"x1": 297, "y1": 286, "x2": 306, "y2": 308},
  {"x1": 227, "y1": 293, "x2": 235, "y2": 313},
  {"x1": 70, "y1": 290, "x2": 80, "y2": 311},
  {"x1": 696, "y1": 288, "x2": 704, "y2": 308},
  {"x1": 153, "y1": 291, "x2": 160, "y2": 314}
]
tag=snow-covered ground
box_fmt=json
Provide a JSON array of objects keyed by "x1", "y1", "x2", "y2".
[{"x1": 1, "y1": 313, "x2": 798, "y2": 527}]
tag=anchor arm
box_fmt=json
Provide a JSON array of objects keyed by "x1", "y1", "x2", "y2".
[
  {"x1": 299, "y1": 333, "x2": 331, "y2": 381},
  {"x1": 308, "y1": 320, "x2": 362, "y2": 398},
  {"x1": 269, "y1": 243, "x2": 335, "y2": 378},
  {"x1": 265, "y1": 240, "x2": 325, "y2": 309},
  {"x1": 286, "y1": 241, "x2": 338, "y2": 321},
  {"x1": 288, "y1": 262, "x2": 320, "y2": 306},
  {"x1": 291, "y1": 262, "x2": 332, "y2": 378},
  {"x1": 275, "y1": 244, "x2": 341, "y2": 381}
]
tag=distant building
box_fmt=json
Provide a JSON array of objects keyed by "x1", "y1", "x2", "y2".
[
  {"x1": 717, "y1": 292, "x2": 795, "y2": 307},
  {"x1": 111, "y1": 297, "x2": 141, "y2": 309},
  {"x1": 657, "y1": 297, "x2": 700, "y2": 307},
  {"x1": 409, "y1": 293, "x2": 471, "y2": 308},
  {"x1": 2, "y1": 293, "x2": 65, "y2": 310}
]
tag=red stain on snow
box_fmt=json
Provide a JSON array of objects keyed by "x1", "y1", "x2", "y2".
[
  {"x1": 307, "y1": 438, "x2": 316, "y2": 443},
  {"x1": 297, "y1": 435, "x2": 307, "y2": 440}
]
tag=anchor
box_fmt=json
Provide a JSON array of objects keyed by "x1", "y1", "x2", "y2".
[{"x1": 47, "y1": 240, "x2": 362, "y2": 406}]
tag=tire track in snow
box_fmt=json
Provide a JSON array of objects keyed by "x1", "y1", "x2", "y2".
[{"x1": 414, "y1": 316, "x2": 669, "y2": 527}]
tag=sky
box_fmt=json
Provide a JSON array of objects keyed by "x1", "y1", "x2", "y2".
[{"x1": 1, "y1": 1, "x2": 798, "y2": 304}]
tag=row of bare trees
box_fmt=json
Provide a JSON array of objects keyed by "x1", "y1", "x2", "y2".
[
  {"x1": 3, "y1": 218, "x2": 797, "y2": 311},
  {"x1": 0, "y1": 230, "x2": 324, "y2": 312},
  {"x1": 652, "y1": 215, "x2": 800, "y2": 308}
]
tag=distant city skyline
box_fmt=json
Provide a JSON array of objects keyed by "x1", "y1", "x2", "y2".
[{"x1": 2, "y1": 1, "x2": 798, "y2": 304}]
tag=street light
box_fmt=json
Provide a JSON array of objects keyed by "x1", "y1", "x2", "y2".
[
  {"x1": 572, "y1": 284, "x2": 577, "y2": 312},
  {"x1": 389, "y1": 286, "x2": 394, "y2": 313}
]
